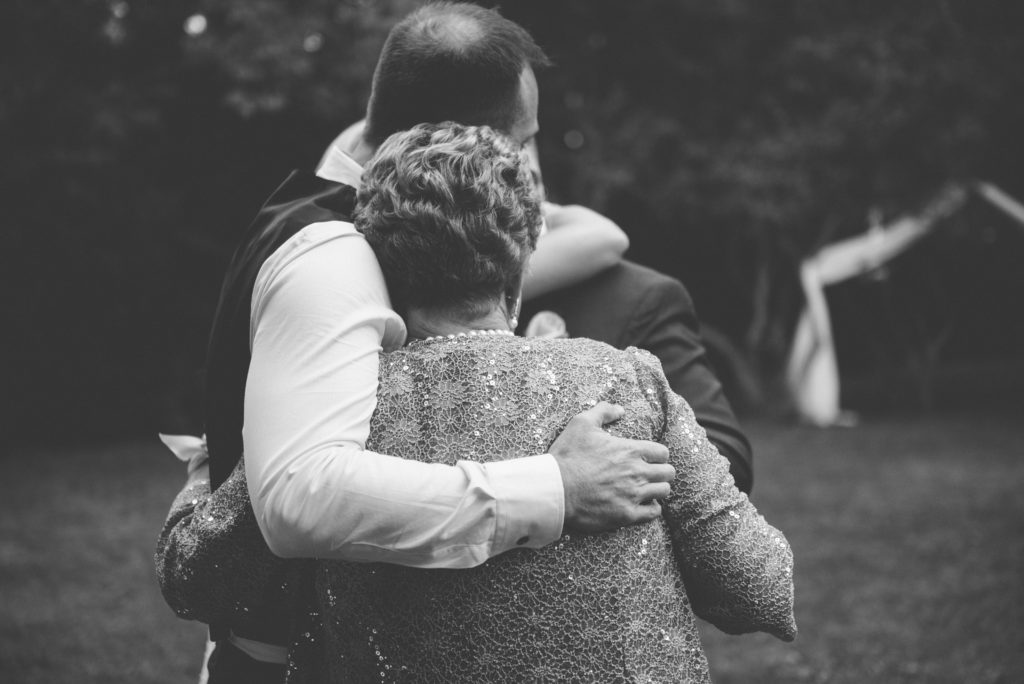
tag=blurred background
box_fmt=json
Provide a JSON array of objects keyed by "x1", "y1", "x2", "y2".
[
  {"x1": 6, "y1": 0, "x2": 1024, "y2": 443},
  {"x1": 3, "y1": 1, "x2": 1022, "y2": 682}
]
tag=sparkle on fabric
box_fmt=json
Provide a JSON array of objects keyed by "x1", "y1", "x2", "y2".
[
  {"x1": 292, "y1": 335, "x2": 795, "y2": 682},
  {"x1": 156, "y1": 334, "x2": 796, "y2": 684}
]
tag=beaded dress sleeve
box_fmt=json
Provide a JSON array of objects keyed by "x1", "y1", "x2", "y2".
[
  {"x1": 628, "y1": 348, "x2": 796, "y2": 641},
  {"x1": 155, "y1": 460, "x2": 299, "y2": 633},
  {"x1": 285, "y1": 336, "x2": 792, "y2": 684}
]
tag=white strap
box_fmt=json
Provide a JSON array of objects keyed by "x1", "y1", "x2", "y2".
[
  {"x1": 227, "y1": 631, "x2": 288, "y2": 665},
  {"x1": 157, "y1": 433, "x2": 209, "y2": 474}
]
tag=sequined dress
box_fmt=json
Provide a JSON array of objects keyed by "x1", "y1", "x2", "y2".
[
  {"x1": 287, "y1": 335, "x2": 795, "y2": 683},
  {"x1": 157, "y1": 334, "x2": 796, "y2": 683}
]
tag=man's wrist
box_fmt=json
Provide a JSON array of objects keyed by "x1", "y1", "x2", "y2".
[{"x1": 484, "y1": 453, "x2": 564, "y2": 551}]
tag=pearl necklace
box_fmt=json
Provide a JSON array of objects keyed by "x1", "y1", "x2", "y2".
[{"x1": 411, "y1": 329, "x2": 515, "y2": 345}]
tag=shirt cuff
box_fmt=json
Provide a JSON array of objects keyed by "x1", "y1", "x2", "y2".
[{"x1": 483, "y1": 453, "x2": 564, "y2": 554}]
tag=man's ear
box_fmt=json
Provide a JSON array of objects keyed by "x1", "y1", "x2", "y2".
[{"x1": 524, "y1": 138, "x2": 546, "y2": 202}]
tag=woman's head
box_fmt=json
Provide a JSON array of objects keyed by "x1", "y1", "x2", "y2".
[{"x1": 355, "y1": 122, "x2": 542, "y2": 320}]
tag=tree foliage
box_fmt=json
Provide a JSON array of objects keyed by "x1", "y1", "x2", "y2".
[
  {"x1": 497, "y1": 1, "x2": 1024, "y2": 359},
  {"x1": 7, "y1": 0, "x2": 1024, "y2": 441}
]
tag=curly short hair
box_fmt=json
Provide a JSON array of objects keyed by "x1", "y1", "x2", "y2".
[{"x1": 355, "y1": 122, "x2": 542, "y2": 318}]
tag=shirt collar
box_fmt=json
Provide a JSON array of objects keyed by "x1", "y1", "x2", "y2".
[{"x1": 316, "y1": 144, "x2": 364, "y2": 189}]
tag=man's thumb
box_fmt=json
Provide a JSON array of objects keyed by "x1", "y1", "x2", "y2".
[{"x1": 578, "y1": 401, "x2": 625, "y2": 427}]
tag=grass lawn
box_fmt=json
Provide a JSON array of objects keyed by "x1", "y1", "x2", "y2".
[{"x1": 1, "y1": 411, "x2": 1022, "y2": 683}]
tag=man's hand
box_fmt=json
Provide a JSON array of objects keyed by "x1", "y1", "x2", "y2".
[{"x1": 549, "y1": 402, "x2": 675, "y2": 533}]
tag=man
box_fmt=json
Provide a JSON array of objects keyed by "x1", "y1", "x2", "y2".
[
  {"x1": 162, "y1": 2, "x2": 748, "y2": 679},
  {"x1": 170, "y1": 4, "x2": 676, "y2": 681}
]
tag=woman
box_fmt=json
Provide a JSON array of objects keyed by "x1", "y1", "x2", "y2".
[{"x1": 159, "y1": 122, "x2": 795, "y2": 683}]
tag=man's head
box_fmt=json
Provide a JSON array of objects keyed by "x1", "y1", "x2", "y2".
[{"x1": 363, "y1": 2, "x2": 548, "y2": 149}]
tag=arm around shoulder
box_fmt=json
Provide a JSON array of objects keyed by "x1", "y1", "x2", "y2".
[
  {"x1": 245, "y1": 230, "x2": 565, "y2": 565},
  {"x1": 522, "y1": 202, "x2": 629, "y2": 301}
]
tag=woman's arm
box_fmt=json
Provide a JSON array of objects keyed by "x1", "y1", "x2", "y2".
[
  {"x1": 629, "y1": 349, "x2": 797, "y2": 641},
  {"x1": 521, "y1": 202, "x2": 629, "y2": 301},
  {"x1": 156, "y1": 459, "x2": 291, "y2": 625}
]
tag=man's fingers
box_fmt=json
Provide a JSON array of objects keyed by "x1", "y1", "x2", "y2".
[
  {"x1": 630, "y1": 500, "x2": 663, "y2": 524},
  {"x1": 556, "y1": 402, "x2": 680, "y2": 533},
  {"x1": 574, "y1": 401, "x2": 625, "y2": 428},
  {"x1": 634, "y1": 441, "x2": 669, "y2": 464},
  {"x1": 642, "y1": 462, "x2": 676, "y2": 484},
  {"x1": 638, "y1": 482, "x2": 671, "y2": 503}
]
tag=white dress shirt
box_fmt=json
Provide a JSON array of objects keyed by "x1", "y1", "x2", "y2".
[{"x1": 242, "y1": 148, "x2": 564, "y2": 567}]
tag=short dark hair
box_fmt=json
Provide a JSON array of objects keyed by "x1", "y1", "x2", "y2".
[
  {"x1": 363, "y1": 2, "x2": 549, "y2": 147},
  {"x1": 355, "y1": 122, "x2": 542, "y2": 318}
]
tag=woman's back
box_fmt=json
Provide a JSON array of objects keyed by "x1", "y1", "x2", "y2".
[{"x1": 294, "y1": 334, "x2": 795, "y2": 683}]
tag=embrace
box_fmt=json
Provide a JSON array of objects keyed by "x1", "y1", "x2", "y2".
[{"x1": 156, "y1": 4, "x2": 795, "y2": 683}]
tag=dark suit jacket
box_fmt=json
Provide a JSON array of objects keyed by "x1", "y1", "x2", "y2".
[
  {"x1": 205, "y1": 171, "x2": 357, "y2": 490},
  {"x1": 202, "y1": 171, "x2": 356, "y2": 644},
  {"x1": 521, "y1": 260, "x2": 753, "y2": 493}
]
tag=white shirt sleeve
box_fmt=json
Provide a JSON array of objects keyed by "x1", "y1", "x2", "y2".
[{"x1": 243, "y1": 222, "x2": 564, "y2": 567}]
